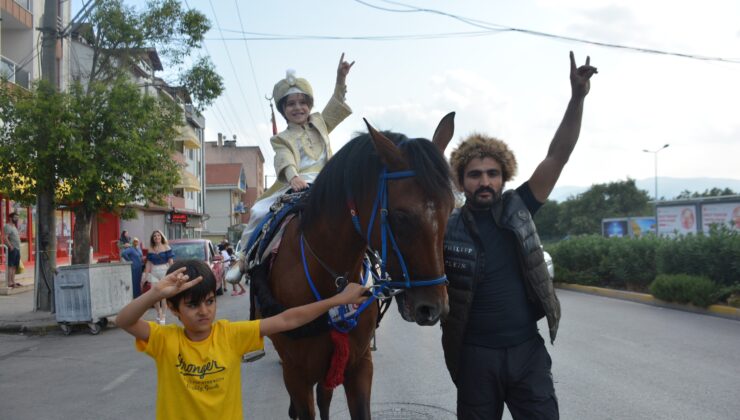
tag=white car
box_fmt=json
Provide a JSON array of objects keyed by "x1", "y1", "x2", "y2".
[{"x1": 543, "y1": 250, "x2": 555, "y2": 280}]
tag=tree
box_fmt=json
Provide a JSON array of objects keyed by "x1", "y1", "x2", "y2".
[
  {"x1": 534, "y1": 199, "x2": 565, "y2": 241},
  {"x1": 675, "y1": 188, "x2": 737, "y2": 199},
  {"x1": 558, "y1": 179, "x2": 652, "y2": 235},
  {"x1": 63, "y1": 79, "x2": 183, "y2": 263}
]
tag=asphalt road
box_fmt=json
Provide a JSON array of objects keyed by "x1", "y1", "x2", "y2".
[{"x1": 1, "y1": 289, "x2": 739, "y2": 419}]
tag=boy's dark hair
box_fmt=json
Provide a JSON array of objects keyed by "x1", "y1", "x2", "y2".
[{"x1": 166, "y1": 259, "x2": 217, "y2": 308}]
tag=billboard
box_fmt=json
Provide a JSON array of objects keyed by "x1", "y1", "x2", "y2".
[
  {"x1": 602, "y1": 219, "x2": 629, "y2": 237},
  {"x1": 701, "y1": 202, "x2": 740, "y2": 233},
  {"x1": 657, "y1": 205, "x2": 697, "y2": 236},
  {"x1": 630, "y1": 217, "x2": 657, "y2": 237}
]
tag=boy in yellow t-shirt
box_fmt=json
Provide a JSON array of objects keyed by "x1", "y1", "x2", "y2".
[{"x1": 117, "y1": 259, "x2": 368, "y2": 420}]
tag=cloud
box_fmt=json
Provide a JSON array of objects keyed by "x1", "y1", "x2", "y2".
[{"x1": 566, "y1": 5, "x2": 650, "y2": 45}]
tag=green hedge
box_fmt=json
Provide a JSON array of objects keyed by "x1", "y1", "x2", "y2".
[
  {"x1": 649, "y1": 274, "x2": 718, "y2": 307},
  {"x1": 547, "y1": 227, "x2": 739, "y2": 305}
]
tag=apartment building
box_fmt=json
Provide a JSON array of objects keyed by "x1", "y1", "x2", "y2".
[
  {"x1": 70, "y1": 29, "x2": 207, "y2": 256},
  {"x1": 204, "y1": 134, "x2": 265, "y2": 220},
  {"x1": 0, "y1": 0, "x2": 71, "y2": 263}
]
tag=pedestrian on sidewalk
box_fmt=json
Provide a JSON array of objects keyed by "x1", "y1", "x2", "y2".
[
  {"x1": 121, "y1": 237, "x2": 144, "y2": 298},
  {"x1": 144, "y1": 230, "x2": 173, "y2": 324},
  {"x1": 116, "y1": 259, "x2": 369, "y2": 420},
  {"x1": 3, "y1": 212, "x2": 21, "y2": 288},
  {"x1": 441, "y1": 51, "x2": 597, "y2": 419}
]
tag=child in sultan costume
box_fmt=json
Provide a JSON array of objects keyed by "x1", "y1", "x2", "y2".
[{"x1": 241, "y1": 54, "x2": 354, "y2": 246}]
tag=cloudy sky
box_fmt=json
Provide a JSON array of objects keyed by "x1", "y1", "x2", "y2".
[{"x1": 116, "y1": 0, "x2": 740, "y2": 190}]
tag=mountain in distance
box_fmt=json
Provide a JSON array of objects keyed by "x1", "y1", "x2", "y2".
[{"x1": 550, "y1": 177, "x2": 740, "y2": 202}]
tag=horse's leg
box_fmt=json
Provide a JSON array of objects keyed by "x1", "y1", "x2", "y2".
[
  {"x1": 316, "y1": 383, "x2": 334, "y2": 420},
  {"x1": 343, "y1": 348, "x2": 374, "y2": 420},
  {"x1": 283, "y1": 371, "x2": 316, "y2": 420}
]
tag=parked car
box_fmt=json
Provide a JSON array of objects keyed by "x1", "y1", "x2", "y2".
[
  {"x1": 543, "y1": 250, "x2": 555, "y2": 280},
  {"x1": 169, "y1": 238, "x2": 225, "y2": 295}
]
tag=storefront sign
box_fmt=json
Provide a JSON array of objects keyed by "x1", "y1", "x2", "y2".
[{"x1": 167, "y1": 212, "x2": 189, "y2": 224}]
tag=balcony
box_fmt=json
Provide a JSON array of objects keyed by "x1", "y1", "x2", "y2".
[
  {"x1": 1, "y1": 0, "x2": 33, "y2": 27},
  {"x1": 1, "y1": 56, "x2": 30, "y2": 89},
  {"x1": 175, "y1": 124, "x2": 200, "y2": 149},
  {"x1": 175, "y1": 168, "x2": 201, "y2": 192}
]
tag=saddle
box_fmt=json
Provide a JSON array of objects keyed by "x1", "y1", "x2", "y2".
[{"x1": 246, "y1": 190, "x2": 333, "y2": 339}]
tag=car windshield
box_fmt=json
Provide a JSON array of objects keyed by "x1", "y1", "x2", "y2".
[{"x1": 170, "y1": 243, "x2": 206, "y2": 261}]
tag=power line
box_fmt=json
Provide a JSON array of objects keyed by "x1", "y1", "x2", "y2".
[
  {"x1": 181, "y1": 0, "x2": 271, "y2": 153},
  {"x1": 233, "y1": 1, "x2": 269, "y2": 124},
  {"x1": 206, "y1": 0, "x2": 267, "y2": 148},
  {"x1": 207, "y1": 28, "x2": 498, "y2": 42},
  {"x1": 354, "y1": 0, "x2": 740, "y2": 64}
]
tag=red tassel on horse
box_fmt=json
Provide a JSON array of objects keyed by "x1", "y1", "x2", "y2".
[{"x1": 323, "y1": 329, "x2": 350, "y2": 389}]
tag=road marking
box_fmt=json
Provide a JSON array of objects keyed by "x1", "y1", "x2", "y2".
[{"x1": 102, "y1": 368, "x2": 137, "y2": 393}]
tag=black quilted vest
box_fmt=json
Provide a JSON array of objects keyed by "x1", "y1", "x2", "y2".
[{"x1": 440, "y1": 189, "x2": 560, "y2": 383}]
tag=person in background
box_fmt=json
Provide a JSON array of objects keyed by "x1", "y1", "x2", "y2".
[
  {"x1": 3, "y1": 212, "x2": 21, "y2": 288},
  {"x1": 121, "y1": 237, "x2": 144, "y2": 298},
  {"x1": 225, "y1": 246, "x2": 246, "y2": 296},
  {"x1": 144, "y1": 230, "x2": 174, "y2": 324},
  {"x1": 120, "y1": 230, "x2": 131, "y2": 246},
  {"x1": 441, "y1": 51, "x2": 597, "y2": 419}
]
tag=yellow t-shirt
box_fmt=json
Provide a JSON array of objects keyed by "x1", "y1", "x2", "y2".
[{"x1": 136, "y1": 319, "x2": 264, "y2": 420}]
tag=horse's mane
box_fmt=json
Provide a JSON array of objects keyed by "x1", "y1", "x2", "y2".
[{"x1": 300, "y1": 131, "x2": 453, "y2": 229}]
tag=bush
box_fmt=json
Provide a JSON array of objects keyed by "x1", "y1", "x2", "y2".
[
  {"x1": 548, "y1": 235, "x2": 608, "y2": 285},
  {"x1": 649, "y1": 274, "x2": 719, "y2": 307},
  {"x1": 656, "y1": 227, "x2": 740, "y2": 287}
]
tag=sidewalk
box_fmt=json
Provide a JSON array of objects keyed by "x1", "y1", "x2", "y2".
[{"x1": 0, "y1": 256, "x2": 99, "y2": 334}]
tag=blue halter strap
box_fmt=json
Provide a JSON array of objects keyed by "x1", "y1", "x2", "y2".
[{"x1": 348, "y1": 167, "x2": 448, "y2": 289}]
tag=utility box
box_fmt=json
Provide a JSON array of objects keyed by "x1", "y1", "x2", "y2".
[{"x1": 54, "y1": 262, "x2": 133, "y2": 335}]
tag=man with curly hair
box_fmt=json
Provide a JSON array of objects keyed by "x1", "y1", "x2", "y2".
[{"x1": 441, "y1": 51, "x2": 597, "y2": 419}]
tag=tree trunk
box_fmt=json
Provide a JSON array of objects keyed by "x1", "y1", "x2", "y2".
[
  {"x1": 35, "y1": 186, "x2": 57, "y2": 311},
  {"x1": 72, "y1": 209, "x2": 93, "y2": 265}
]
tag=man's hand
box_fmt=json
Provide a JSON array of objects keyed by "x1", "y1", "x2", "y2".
[
  {"x1": 289, "y1": 175, "x2": 310, "y2": 191},
  {"x1": 336, "y1": 52, "x2": 355, "y2": 85},
  {"x1": 152, "y1": 267, "x2": 203, "y2": 299},
  {"x1": 570, "y1": 51, "x2": 598, "y2": 98}
]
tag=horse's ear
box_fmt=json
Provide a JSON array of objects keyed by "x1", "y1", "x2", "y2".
[
  {"x1": 364, "y1": 118, "x2": 407, "y2": 171},
  {"x1": 432, "y1": 112, "x2": 455, "y2": 154}
]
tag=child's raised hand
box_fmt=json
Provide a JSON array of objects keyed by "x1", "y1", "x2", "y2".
[
  {"x1": 335, "y1": 283, "x2": 370, "y2": 305},
  {"x1": 152, "y1": 267, "x2": 203, "y2": 298},
  {"x1": 336, "y1": 52, "x2": 355, "y2": 84}
]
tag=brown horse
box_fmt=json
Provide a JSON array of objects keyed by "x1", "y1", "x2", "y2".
[{"x1": 241, "y1": 113, "x2": 455, "y2": 419}]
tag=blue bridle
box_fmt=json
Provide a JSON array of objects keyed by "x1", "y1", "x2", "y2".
[
  {"x1": 298, "y1": 165, "x2": 447, "y2": 332},
  {"x1": 347, "y1": 167, "x2": 448, "y2": 289}
]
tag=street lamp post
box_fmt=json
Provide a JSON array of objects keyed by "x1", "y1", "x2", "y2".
[{"x1": 642, "y1": 144, "x2": 670, "y2": 201}]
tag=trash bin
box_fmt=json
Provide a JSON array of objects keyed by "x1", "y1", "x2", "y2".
[{"x1": 54, "y1": 262, "x2": 133, "y2": 335}]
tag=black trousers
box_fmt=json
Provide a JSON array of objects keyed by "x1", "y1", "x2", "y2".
[{"x1": 456, "y1": 334, "x2": 558, "y2": 420}]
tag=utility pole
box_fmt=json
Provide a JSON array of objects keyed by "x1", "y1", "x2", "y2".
[{"x1": 35, "y1": 0, "x2": 59, "y2": 311}]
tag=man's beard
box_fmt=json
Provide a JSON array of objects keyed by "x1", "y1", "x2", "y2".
[{"x1": 466, "y1": 186, "x2": 501, "y2": 209}]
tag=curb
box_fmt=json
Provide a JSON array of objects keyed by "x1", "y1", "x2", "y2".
[
  {"x1": 0, "y1": 320, "x2": 61, "y2": 335},
  {"x1": 556, "y1": 283, "x2": 740, "y2": 321},
  {"x1": 0, "y1": 316, "x2": 122, "y2": 336}
]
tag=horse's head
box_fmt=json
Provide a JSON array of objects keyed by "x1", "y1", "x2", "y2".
[{"x1": 364, "y1": 113, "x2": 456, "y2": 326}]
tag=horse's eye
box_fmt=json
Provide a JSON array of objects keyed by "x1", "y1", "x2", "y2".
[{"x1": 388, "y1": 210, "x2": 417, "y2": 232}]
